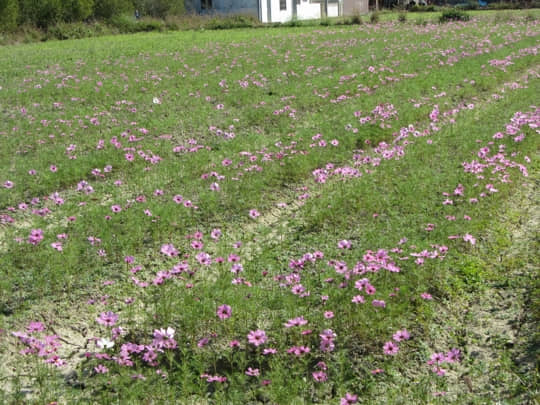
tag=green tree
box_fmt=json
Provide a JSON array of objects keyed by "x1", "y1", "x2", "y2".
[
  {"x1": 63, "y1": 0, "x2": 94, "y2": 22},
  {"x1": 0, "y1": 0, "x2": 18, "y2": 32},
  {"x1": 93, "y1": 0, "x2": 132, "y2": 19},
  {"x1": 18, "y1": 0, "x2": 63, "y2": 28}
]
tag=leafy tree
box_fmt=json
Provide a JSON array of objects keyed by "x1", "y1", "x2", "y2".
[
  {"x1": 0, "y1": 0, "x2": 18, "y2": 32},
  {"x1": 63, "y1": 0, "x2": 94, "y2": 22},
  {"x1": 93, "y1": 0, "x2": 132, "y2": 19}
]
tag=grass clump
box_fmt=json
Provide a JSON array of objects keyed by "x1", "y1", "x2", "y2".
[{"x1": 439, "y1": 9, "x2": 470, "y2": 22}]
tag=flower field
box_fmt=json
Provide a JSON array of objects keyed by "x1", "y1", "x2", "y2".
[{"x1": 0, "y1": 11, "x2": 538, "y2": 404}]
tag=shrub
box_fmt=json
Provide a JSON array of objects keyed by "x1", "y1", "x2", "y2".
[
  {"x1": 63, "y1": 0, "x2": 94, "y2": 22},
  {"x1": 349, "y1": 12, "x2": 363, "y2": 25},
  {"x1": 93, "y1": 0, "x2": 132, "y2": 19},
  {"x1": 205, "y1": 14, "x2": 259, "y2": 30},
  {"x1": 320, "y1": 17, "x2": 332, "y2": 26},
  {"x1": 398, "y1": 12, "x2": 407, "y2": 23},
  {"x1": 369, "y1": 11, "x2": 380, "y2": 23},
  {"x1": 18, "y1": 0, "x2": 63, "y2": 28},
  {"x1": 0, "y1": 0, "x2": 18, "y2": 32},
  {"x1": 135, "y1": 0, "x2": 184, "y2": 18},
  {"x1": 439, "y1": 9, "x2": 470, "y2": 22},
  {"x1": 409, "y1": 5, "x2": 435, "y2": 12},
  {"x1": 109, "y1": 14, "x2": 164, "y2": 33}
]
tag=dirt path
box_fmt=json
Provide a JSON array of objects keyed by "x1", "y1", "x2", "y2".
[{"x1": 443, "y1": 177, "x2": 539, "y2": 403}]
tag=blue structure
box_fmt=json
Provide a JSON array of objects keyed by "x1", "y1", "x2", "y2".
[{"x1": 185, "y1": 0, "x2": 261, "y2": 18}]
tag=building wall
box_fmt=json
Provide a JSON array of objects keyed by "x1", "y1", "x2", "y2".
[
  {"x1": 262, "y1": 0, "x2": 293, "y2": 23},
  {"x1": 328, "y1": 2, "x2": 339, "y2": 16},
  {"x1": 343, "y1": 0, "x2": 368, "y2": 14},
  {"x1": 212, "y1": 0, "x2": 260, "y2": 16},
  {"x1": 296, "y1": 0, "x2": 321, "y2": 20}
]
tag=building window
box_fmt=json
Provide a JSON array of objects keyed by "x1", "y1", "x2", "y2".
[
  {"x1": 201, "y1": 0, "x2": 212, "y2": 10},
  {"x1": 280, "y1": 0, "x2": 287, "y2": 10}
]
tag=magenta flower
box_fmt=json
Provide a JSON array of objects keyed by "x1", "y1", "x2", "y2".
[
  {"x1": 27, "y1": 321, "x2": 45, "y2": 333},
  {"x1": 249, "y1": 209, "x2": 260, "y2": 219},
  {"x1": 393, "y1": 329, "x2": 411, "y2": 342},
  {"x1": 160, "y1": 244, "x2": 178, "y2": 257},
  {"x1": 96, "y1": 311, "x2": 118, "y2": 327},
  {"x1": 28, "y1": 229, "x2": 44, "y2": 245},
  {"x1": 245, "y1": 367, "x2": 260, "y2": 377},
  {"x1": 337, "y1": 239, "x2": 351, "y2": 249},
  {"x1": 111, "y1": 205, "x2": 122, "y2": 213},
  {"x1": 284, "y1": 316, "x2": 308, "y2": 328},
  {"x1": 94, "y1": 364, "x2": 109, "y2": 374},
  {"x1": 287, "y1": 346, "x2": 310, "y2": 356},
  {"x1": 173, "y1": 195, "x2": 183, "y2": 204},
  {"x1": 3, "y1": 180, "x2": 13, "y2": 189},
  {"x1": 340, "y1": 393, "x2": 358, "y2": 404},
  {"x1": 216, "y1": 305, "x2": 232, "y2": 320},
  {"x1": 372, "y1": 299, "x2": 386, "y2": 308},
  {"x1": 463, "y1": 233, "x2": 476, "y2": 245},
  {"x1": 383, "y1": 341, "x2": 399, "y2": 355},
  {"x1": 153, "y1": 327, "x2": 176, "y2": 349},
  {"x1": 247, "y1": 329, "x2": 267, "y2": 347},
  {"x1": 351, "y1": 295, "x2": 365, "y2": 304},
  {"x1": 312, "y1": 371, "x2": 327, "y2": 382}
]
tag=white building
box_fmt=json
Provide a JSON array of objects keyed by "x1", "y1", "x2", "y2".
[{"x1": 259, "y1": 0, "x2": 369, "y2": 23}]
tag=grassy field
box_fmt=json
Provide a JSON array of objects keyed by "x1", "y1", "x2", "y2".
[{"x1": 0, "y1": 10, "x2": 538, "y2": 404}]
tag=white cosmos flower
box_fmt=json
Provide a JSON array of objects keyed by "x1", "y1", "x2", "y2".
[
  {"x1": 96, "y1": 337, "x2": 115, "y2": 349},
  {"x1": 152, "y1": 97, "x2": 161, "y2": 104}
]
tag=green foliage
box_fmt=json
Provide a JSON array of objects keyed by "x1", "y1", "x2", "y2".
[
  {"x1": 398, "y1": 11, "x2": 407, "y2": 22},
  {"x1": 369, "y1": 11, "x2": 380, "y2": 23},
  {"x1": 135, "y1": 0, "x2": 185, "y2": 18},
  {"x1": 409, "y1": 4, "x2": 435, "y2": 11},
  {"x1": 0, "y1": 0, "x2": 18, "y2": 32},
  {"x1": 93, "y1": 0, "x2": 132, "y2": 19},
  {"x1": 205, "y1": 14, "x2": 260, "y2": 29},
  {"x1": 62, "y1": 0, "x2": 94, "y2": 22},
  {"x1": 439, "y1": 9, "x2": 470, "y2": 22},
  {"x1": 109, "y1": 14, "x2": 164, "y2": 32},
  {"x1": 18, "y1": 0, "x2": 63, "y2": 28},
  {"x1": 348, "y1": 11, "x2": 363, "y2": 24}
]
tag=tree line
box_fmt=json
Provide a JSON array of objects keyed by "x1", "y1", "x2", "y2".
[{"x1": 0, "y1": 0, "x2": 185, "y2": 31}]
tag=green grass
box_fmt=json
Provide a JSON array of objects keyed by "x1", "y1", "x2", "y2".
[{"x1": 0, "y1": 10, "x2": 538, "y2": 404}]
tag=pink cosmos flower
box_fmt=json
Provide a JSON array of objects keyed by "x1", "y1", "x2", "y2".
[
  {"x1": 27, "y1": 321, "x2": 45, "y2": 333},
  {"x1": 284, "y1": 316, "x2": 308, "y2": 328},
  {"x1": 249, "y1": 209, "x2": 260, "y2": 219},
  {"x1": 216, "y1": 305, "x2": 232, "y2": 320},
  {"x1": 312, "y1": 371, "x2": 327, "y2": 382},
  {"x1": 463, "y1": 234, "x2": 476, "y2": 245},
  {"x1": 351, "y1": 295, "x2": 365, "y2": 304},
  {"x1": 383, "y1": 341, "x2": 399, "y2": 355},
  {"x1": 3, "y1": 180, "x2": 13, "y2": 189},
  {"x1": 94, "y1": 364, "x2": 109, "y2": 374},
  {"x1": 28, "y1": 229, "x2": 44, "y2": 245},
  {"x1": 340, "y1": 393, "x2": 358, "y2": 404},
  {"x1": 51, "y1": 242, "x2": 63, "y2": 251},
  {"x1": 392, "y1": 329, "x2": 411, "y2": 342},
  {"x1": 160, "y1": 244, "x2": 178, "y2": 257},
  {"x1": 247, "y1": 329, "x2": 267, "y2": 347},
  {"x1": 245, "y1": 367, "x2": 260, "y2": 376},
  {"x1": 372, "y1": 299, "x2": 386, "y2": 308},
  {"x1": 96, "y1": 311, "x2": 118, "y2": 327},
  {"x1": 338, "y1": 240, "x2": 351, "y2": 249},
  {"x1": 173, "y1": 195, "x2": 183, "y2": 204}
]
